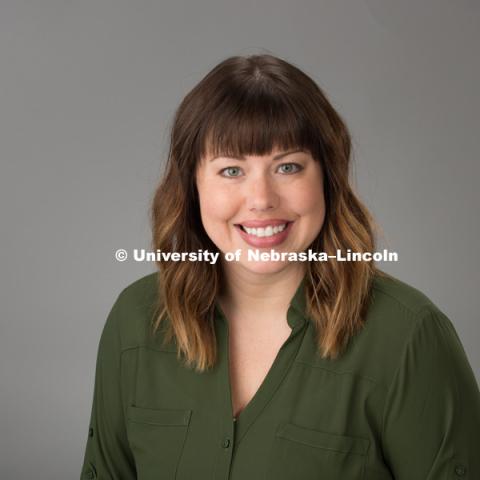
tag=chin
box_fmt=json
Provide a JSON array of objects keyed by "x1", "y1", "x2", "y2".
[{"x1": 237, "y1": 259, "x2": 292, "y2": 276}]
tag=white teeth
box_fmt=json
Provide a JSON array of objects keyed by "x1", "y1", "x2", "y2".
[{"x1": 242, "y1": 223, "x2": 288, "y2": 237}]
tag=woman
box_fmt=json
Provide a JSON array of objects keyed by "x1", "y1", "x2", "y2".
[{"x1": 80, "y1": 54, "x2": 480, "y2": 479}]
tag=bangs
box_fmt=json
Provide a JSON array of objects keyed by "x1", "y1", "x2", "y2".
[{"x1": 196, "y1": 87, "x2": 321, "y2": 162}]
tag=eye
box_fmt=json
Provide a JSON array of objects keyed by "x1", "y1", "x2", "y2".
[
  {"x1": 218, "y1": 163, "x2": 303, "y2": 178},
  {"x1": 220, "y1": 166, "x2": 243, "y2": 178},
  {"x1": 277, "y1": 163, "x2": 303, "y2": 174}
]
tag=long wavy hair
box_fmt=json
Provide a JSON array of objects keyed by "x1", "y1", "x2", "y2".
[{"x1": 150, "y1": 54, "x2": 388, "y2": 372}]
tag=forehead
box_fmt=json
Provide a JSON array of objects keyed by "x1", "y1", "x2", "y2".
[
  {"x1": 207, "y1": 148, "x2": 309, "y2": 161},
  {"x1": 200, "y1": 141, "x2": 315, "y2": 163}
]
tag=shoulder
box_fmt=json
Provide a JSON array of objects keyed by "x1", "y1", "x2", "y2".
[
  {"x1": 341, "y1": 271, "x2": 457, "y2": 389},
  {"x1": 367, "y1": 271, "x2": 447, "y2": 335},
  {"x1": 370, "y1": 271, "x2": 435, "y2": 316},
  {"x1": 102, "y1": 271, "x2": 165, "y2": 352},
  {"x1": 117, "y1": 271, "x2": 159, "y2": 310}
]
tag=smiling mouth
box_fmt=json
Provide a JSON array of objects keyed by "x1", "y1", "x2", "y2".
[{"x1": 235, "y1": 222, "x2": 293, "y2": 238}]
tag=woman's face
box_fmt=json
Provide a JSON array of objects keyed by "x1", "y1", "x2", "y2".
[{"x1": 195, "y1": 147, "x2": 326, "y2": 276}]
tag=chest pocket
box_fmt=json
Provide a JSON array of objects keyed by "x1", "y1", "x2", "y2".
[
  {"x1": 126, "y1": 405, "x2": 192, "y2": 480},
  {"x1": 266, "y1": 422, "x2": 369, "y2": 480}
]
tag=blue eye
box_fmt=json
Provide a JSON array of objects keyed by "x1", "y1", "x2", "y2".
[
  {"x1": 278, "y1": 163, "x2": 302, "y2": 174},
  {"x1": 219, "y1": 163, "x2": 302, "y2": 178},
  {"x1": 220, "y1": 166, "x2": 243, "y2": 177}
]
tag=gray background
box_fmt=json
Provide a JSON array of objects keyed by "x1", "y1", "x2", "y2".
[{"x1": 1, "y1": 1, "x2": 479, "y2": 478}]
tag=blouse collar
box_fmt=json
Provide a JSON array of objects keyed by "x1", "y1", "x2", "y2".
[{"x1": 214, "y1": 274, "x2": 308, "y2": 330}]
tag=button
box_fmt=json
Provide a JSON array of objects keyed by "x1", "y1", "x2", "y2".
[
  {"x1": 221, "y1": 438, "x2": 231, "y2": 448},
  {"x1": 454, "y1": 464, "x2": 467, "y2": 476},
  {"x1": 84, "y1": 470, "x2": 95, "y2": 479},
  {"x1": 88, "y1": 428, "x2": 94, "y2": 438}
]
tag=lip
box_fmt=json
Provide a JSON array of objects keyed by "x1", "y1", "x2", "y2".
[
  {"x1": 235, "y1": 218, "x2": 292, "y2": 228},
  {"x1": 234, "y1": 221, "x2": 294, "y2": 248}
]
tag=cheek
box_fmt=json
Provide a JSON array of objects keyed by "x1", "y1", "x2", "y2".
[
  {"x1": 289, "y1": 179, "x2": 325, "y2": 217},
  {"x1": 197, "y1": 183, "x2": 238, "y2": 227}
]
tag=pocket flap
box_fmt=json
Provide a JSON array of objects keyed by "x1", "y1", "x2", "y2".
[
  {"x1": 276, "y1": 423, "x2": 369, "y2": 456},
  {"x1": 127, "y1": 405, "x2": 192, "y2": 426}
]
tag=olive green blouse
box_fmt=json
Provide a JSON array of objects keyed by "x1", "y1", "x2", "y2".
[{"x1": 80, "y1": 272, "x2": 480, "y2": 479}]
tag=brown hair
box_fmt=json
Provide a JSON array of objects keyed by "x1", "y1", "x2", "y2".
[{"x1": 150, "y1": 54, "x2": 388, "y2": 372}]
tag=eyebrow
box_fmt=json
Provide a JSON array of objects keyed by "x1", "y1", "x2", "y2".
[{"x1": 209, "y1": 149, "x2": 305, "y2": 162}]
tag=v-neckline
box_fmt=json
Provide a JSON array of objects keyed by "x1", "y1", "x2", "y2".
[{"x1": 214, "y1": 276, "x2": 308, "y2": 446}]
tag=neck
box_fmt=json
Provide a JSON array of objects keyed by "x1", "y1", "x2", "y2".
[{"x1": 218, "y1": 262, "x2": 306, "y2": 320}]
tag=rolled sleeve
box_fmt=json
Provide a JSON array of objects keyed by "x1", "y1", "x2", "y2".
[
  {"x1": 80, "y1": 293, "x2": 136, "y2": 479},
  {"x1": 381, "y1": 307, "x2": 480, "y2": 479}
]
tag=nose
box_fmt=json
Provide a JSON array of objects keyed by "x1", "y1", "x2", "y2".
[{"x1": 245, "y1": 173, "x2": 279, "y2": 212}]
